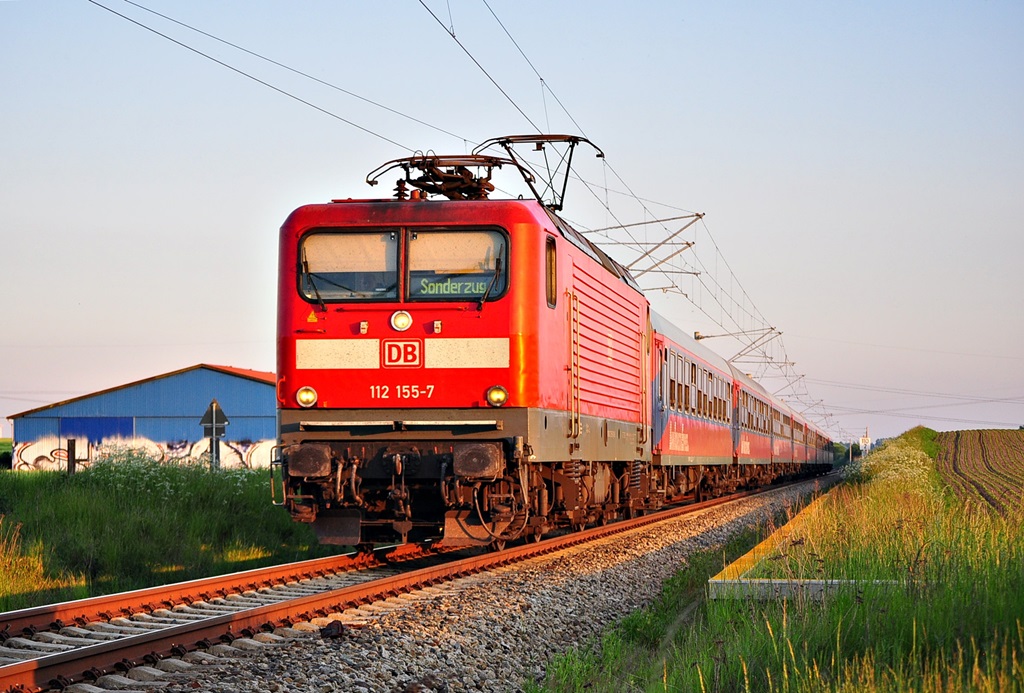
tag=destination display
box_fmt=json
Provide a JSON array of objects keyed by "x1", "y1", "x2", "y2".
[{"x1": 410, "y1": 272, "x2": 495, "y2": 298}]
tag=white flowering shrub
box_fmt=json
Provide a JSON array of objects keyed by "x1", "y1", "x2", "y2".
[
  {"x1": 84, "y1": 446, "x2": 264, "y2": 506},
  {"x1": 843, "y1": 435, "x2": 940, "y2": 496}
]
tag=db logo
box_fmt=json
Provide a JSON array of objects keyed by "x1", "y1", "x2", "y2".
[{"x1": 382, "y1": 340, "x2": 421, "y2": 368}]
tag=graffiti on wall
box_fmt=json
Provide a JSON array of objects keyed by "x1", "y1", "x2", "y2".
[{"x1": 13, "y1": 436, "x2": 275, "y2": 472}]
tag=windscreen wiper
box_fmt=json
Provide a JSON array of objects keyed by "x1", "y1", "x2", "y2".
[
  {"x1": 477, "y1": 253, "x2": 504, "y2": 311},
  {"x1": 300, "y1": 249, "x2": 326, "y2": 312}
]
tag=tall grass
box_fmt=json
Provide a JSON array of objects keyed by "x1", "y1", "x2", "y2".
[
  {"x1": 0, "y1": 447, "x2": 340, "y2": 611},
  {"x1": 1, "y1": 515, "x2": 86, "y2": 607},
  {"x1": 536, "y1": 428, "x2": 1024, "y2": 692},
  {"x1": 530, "y1": 524, "x2": 775, "y2": 693}
]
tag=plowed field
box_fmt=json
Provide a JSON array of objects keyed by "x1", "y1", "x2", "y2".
[{"x1": 935, "y1": 429, "x2": 1024, "y2": 513}]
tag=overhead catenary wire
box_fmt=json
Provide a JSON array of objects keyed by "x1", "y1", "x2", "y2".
[
  {"x1": 805, "y1": 377, "x2": 1024, "y2": 403},
  {"x1": 825, "y1": 407, "x2": 1023, "y2": 429},
  {"x1": 417, "y1": 0, "x2": 542, "y2": 133},
  {"x1": 122, "y1": 0, "x2": 466, "y2": 142},
  {"x1": 479, "y1": 0, "x2": 589, "y2": 138},
  {"x1": 85, "y1": 0, "x2": 413, "y2": 151},
  {"x1": 89, "y1": 0, "x2": 841, "y2": 438}
]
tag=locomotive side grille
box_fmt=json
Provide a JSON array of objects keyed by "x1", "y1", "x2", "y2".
[{"x1": 571, "y1": 260, "x2": 644, "y2": 422}]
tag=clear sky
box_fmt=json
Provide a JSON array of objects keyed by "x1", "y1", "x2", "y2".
[{"x1": 2, "y1": 1, "x2": 1022, "y2": 442}]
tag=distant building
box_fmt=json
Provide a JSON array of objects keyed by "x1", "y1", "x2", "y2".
[{"x1": 8, "y1": 364, "x2": 275, "y2": 471}]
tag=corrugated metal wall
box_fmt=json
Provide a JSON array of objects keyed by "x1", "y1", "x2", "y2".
[
  {"x1": 13, "y1": 368, "x2": 274, "y2": 444},
  {"x1": 572, "y1": 259, "x2": 644, "y2": 422}
]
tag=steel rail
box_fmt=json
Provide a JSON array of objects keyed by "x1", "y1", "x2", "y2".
[
  {"x1": 0, "y1": 480, "x2": 823, "y2": 692},
  {"x1": 0, "y1": 549, "x2": 395, "y2": 640}
]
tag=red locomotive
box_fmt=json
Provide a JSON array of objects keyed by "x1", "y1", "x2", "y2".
[{"x1": 273, "y1": 135, "x2": 832, "y2": 547}]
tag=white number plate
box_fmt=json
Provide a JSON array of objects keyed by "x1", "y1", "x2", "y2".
[{"x1": 369, "y1": 384, "x2": 436, "y2": 399}]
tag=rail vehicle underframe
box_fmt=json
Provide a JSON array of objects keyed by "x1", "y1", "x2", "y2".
[
  {"x1": 276, "y1": 407, "x2": 827, "y2": 547},
  {"x1": 273, "y1": 406, "x2": 718, "y2": 547}
]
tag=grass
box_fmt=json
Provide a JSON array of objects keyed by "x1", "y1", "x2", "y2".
[
  {"x1": 0, "y1": 446, "x2": 343, "y2": 611},
  {"x1": 534, "y1": 428, "x2": 1024, "y2": 692},
  {"x1": 529, "y1": 524, "x2": 773, "y2": 693}
]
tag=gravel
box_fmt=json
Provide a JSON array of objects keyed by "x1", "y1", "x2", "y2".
[{"x1": 140, "y1": 481, "x2": 824, "y2": 693}]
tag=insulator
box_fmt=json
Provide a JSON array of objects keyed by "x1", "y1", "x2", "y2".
[{"x1": 394, "y1": 179, "x2": 408, "y2": 200}]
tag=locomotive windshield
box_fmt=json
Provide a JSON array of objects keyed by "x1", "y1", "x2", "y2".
[
  {"x1": 300, "y1": 230, "x2": 399, "y2": 301},
  {"x1": 408, "y1": 230, "x2": 507, "y2": 302},
  {"x1": 298, "y1": 228, "x2": 507, "y2": 303}
]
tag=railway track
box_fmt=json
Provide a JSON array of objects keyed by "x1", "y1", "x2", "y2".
[{"x1": 0, "y1": 481, "x2": 820, "y2": 692}]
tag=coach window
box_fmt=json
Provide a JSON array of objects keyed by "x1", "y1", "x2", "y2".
[
  {"x1": 693, "y1": 367, "x2": 699, "y2": 416},
  {"x1": 676, "y1": 355, "x2": 684, "y2": 411},
  {"x1": 698, "y1": 370, "x2": 705, "y2": 418},
  {"x1": 661, "y1": 350, "x2": 669, "y2": 408},
  {"x1": 408, "y1": 229, "x2": 508, "y2": 302},
  {"x1": 300, "y1": 230, "x2": 399, "y2": 301},
  {"x1": 704, "y1": 371, "x2": 711, "y2": 418},
  {"x1": 545, "y1": 236, "x2": 557, "y2": 308},
  {"x1": 683, "y1": 359, "x2": 691, "y2": 414},
  {"x1": 693, "y1": 368, "x2": 701, "y2": 416},
  {"x1": 669, "y1": 360, "x2": 677, "y2": 410},
  {"x1": 708, "y1": 374, "x2": 716, "y2": 420}
]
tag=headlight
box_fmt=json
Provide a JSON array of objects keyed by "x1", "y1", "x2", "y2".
[
  {"x1": 296, "y1": 386, "x2": 318, "y2": 408},
  {"x1": 486, "y1": 385, "x2": 508, "y2": 407},
  {"x1": 390, "y1": 310, "x2": 413, "y2": 331}
]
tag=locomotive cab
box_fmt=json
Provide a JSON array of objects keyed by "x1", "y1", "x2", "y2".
[{"x1": 275, "y1": 207, "x2": 523, "y2": 545}]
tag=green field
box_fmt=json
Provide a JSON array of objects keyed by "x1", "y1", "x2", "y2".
[
  {"x1": 536, "y1": 428, "x2": 1024, "y2": 692},
  {"x1": 0, "y1": 448, "x2": 343, "y2": 611}
]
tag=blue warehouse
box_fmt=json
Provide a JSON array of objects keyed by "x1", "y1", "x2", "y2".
[{"x1": 9, "y1": 364, "x2": 276, "y2": 471}]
